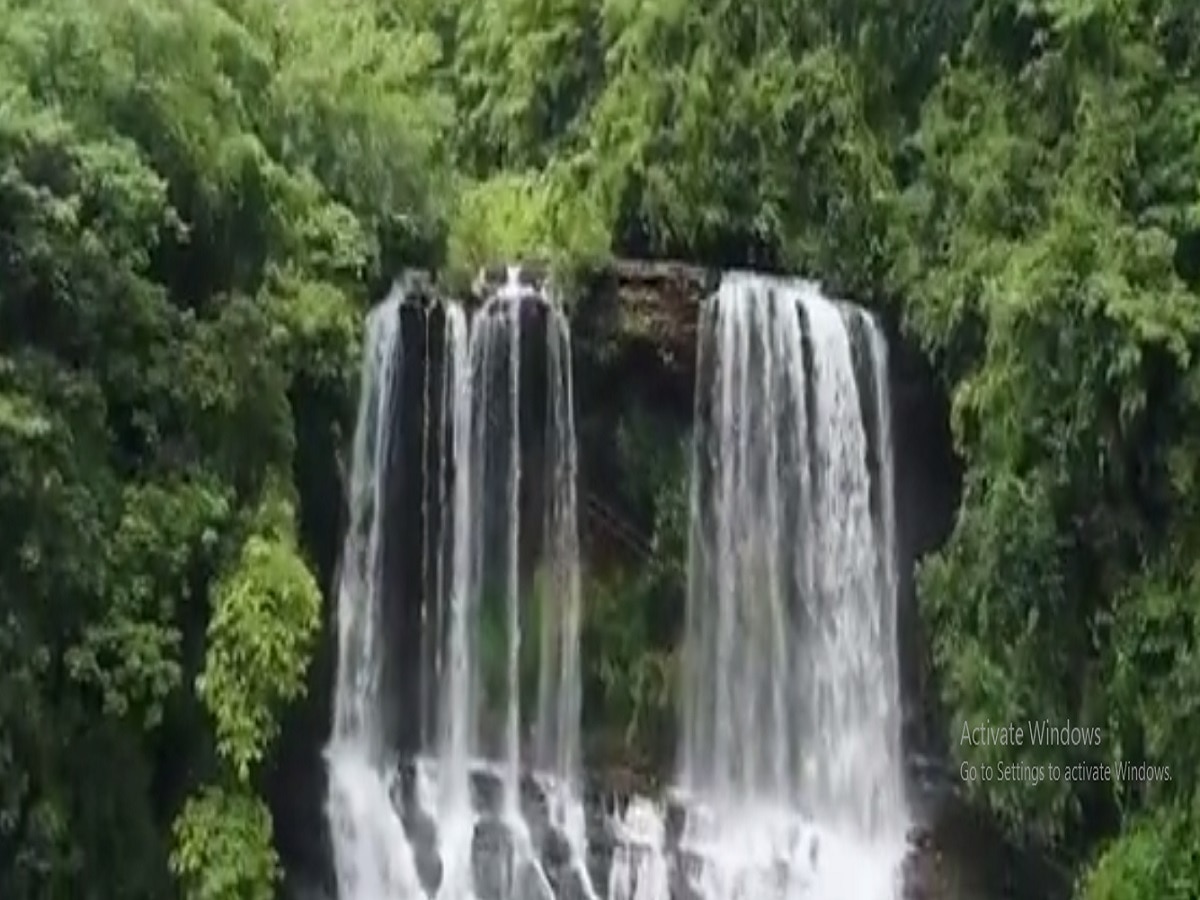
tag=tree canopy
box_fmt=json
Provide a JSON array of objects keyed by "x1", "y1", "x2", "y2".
[{"x1": 1, "y1": 0, "x2": 1198, "y2": 896}]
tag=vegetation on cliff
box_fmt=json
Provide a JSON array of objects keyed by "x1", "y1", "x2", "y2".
[{"x1": 1, "y1": 0, "x2": 1198, "y2": 896}]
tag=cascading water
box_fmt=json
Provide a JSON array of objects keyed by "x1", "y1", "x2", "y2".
[
  {"x1": 327, "y1": 268, "x2": 594, "y2": 900},
  {"x1": 326, "y1": 290, "x2": 423, "y2": 899},
  {"x1": 610, "y1": 271, "x2": 909, "y2": 900}
]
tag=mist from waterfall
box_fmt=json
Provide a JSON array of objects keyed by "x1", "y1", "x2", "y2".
[
  {"x1": 326, "y1": 270, "x2": 593, "y2": 900},
  {"x1": 610, "y1": 272, "x2": 909, "y2": 900}
]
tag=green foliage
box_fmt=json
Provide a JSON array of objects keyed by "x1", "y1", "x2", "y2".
[
  {"x1": 583, "y1": 570, "x2": 678, "y2": 764},
  {"x1": 582, "y1": 412, "x2": 689, "y2": 775},
  {"x1": 475, "y1": 566, "x2": 585, "y2": 737},
  {"x1": 873, "y1": 1, "x2": 1200, "y2": 884},
  {"x1": 1080, "y1": 799, "x2": 1200, "y2": 900},
  {"x1": 920, "y1": 471, "x2": 1082, "y2": 843},
  {"x1": 171, "y1": 490, "x2": 319, "y2": 899},
  {"x1": 170, "y1": 786, "x2": 279, "y2": 900},
  {"x1": 0, "y1": 0, "x2": 424, "y2": 893},
  {"x1": 475, "y1": 570, "x2": 546, "y2": 736},
  {"x1": 446, "y1": 0, "x2": 602, "y2": 174},
  {"x1": 267, "y1": 274, "x2": 363, "y2": 393},
  {"x1": 1105, "y1": 565, "x2": 1200, "y2": 810},
  {"x1": 66, "y1": 479, "x2": 233, "y2": 730},
  {"x1": 445, "y1": 169, "x2": 611, "y2": 287},
  {"x1": 195, "y1": 490, "x2": 321, "y2": 782},
  {"x1": 4, "y1": 0, "x2": 1200, "y2": 892}
]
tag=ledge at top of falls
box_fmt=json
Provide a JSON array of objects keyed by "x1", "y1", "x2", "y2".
[
  {"x1": 568, "y1": 259, "x2": 718, "y2": 378},
  {"x1": 389, "y1": 259, "x2": 933, "y2": 406}
]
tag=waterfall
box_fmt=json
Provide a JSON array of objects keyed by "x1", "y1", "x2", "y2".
[
  {"x1": 611, "y1": 272, "x2": 909, "y2": 900},
  {"x1": 327, "y1": 268, "x2": 593, "y2": 900},
  {"x1": 328, "y1": 268, "x2": 909, "y2": 900},
  {"x1": 534, "y1": 309, "x2": 584, "y2": 784},
  {"x1": 326, "y1": 290, "x2": 422, "y2": 900}
]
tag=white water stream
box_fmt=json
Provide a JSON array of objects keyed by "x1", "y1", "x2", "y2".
[
  {"x1": 327, "y1": 270, "x2": 593, "y2": 900},
  {"x1": 610, "y1": 273, "x2": 909, "y2": 900}
]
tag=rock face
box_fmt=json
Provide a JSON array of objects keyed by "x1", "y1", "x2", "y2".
[
  {"x1": 387, "y1": 760, "x2": 598, "y2": 900},
  {"x1": 573, "y1": 259, "x2": 719, "y2": 379}
]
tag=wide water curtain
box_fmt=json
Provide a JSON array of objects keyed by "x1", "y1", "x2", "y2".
[
  {"x1": 326, "y1": 271, "x2": 592, "y2": 900},
  {"x1": 680, "y1": 271, "x2": 906, "y2": 837}
]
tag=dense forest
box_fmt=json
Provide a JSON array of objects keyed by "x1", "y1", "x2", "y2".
[{"x1": 2, "y1": 0, "x2": 1199, "y2": 897}]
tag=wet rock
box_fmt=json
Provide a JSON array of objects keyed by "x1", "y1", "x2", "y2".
[
  {"x1": 388, "y1": 765, "x2": 409, "y2": 812},
  {"x1": 395, "y1": 269, "x2": 437, "y2": 306},
  {"x1": 539, "y1": 825, "x2": 582, "y2": 900},
  {"x1": 572, "y1": 259, "x2": 716, "y2": 381},
  {"x1": 513, "y1": 855, "x2": 556, "y2": 900},
  {"x1": 470, "y1": 768, "x2": 506, "y2": 817},
  {"x1": 542, "y1": 826, "x2": 573, "y2": 871},
  {"x1": 404, "y1": 805, "x2": 443, "y2": 895},
  {"x1": 387, "y1": 762, "x2": 443, "y2": 895},
  {"x1": 520, "y1": 774, "x2": 551, "y2": 850},
  {"x1": 663, "y1": 800, "x2": 687, "y2": 851},
  {"x1": 471, "y1": 817, "x2": 515, "y2": 900},
  {"x1": 670, "y1": 848, "x2": 708, "y2": 900},
  {"x1": 582, "y1": 796, "x2": 623, "y2": 894},
  {"x1": 517, "y1": 263, "x2": 549, "y2": 291},
  {"x1": 556, "y1": 865, "x2": 594, "y2": 900},
  {"x1": 584, "y1": 822, "x2": 616, "y2": 896}
]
